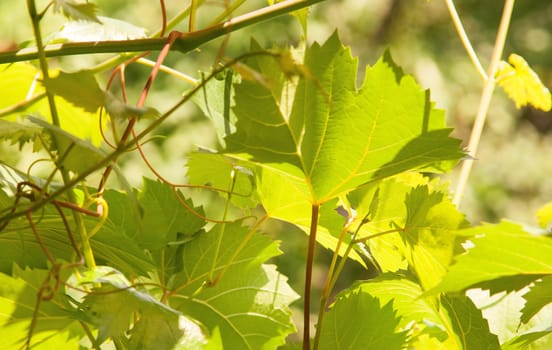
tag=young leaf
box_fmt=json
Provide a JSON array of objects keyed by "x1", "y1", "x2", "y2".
[
  {"x1": 520, "y1": 276, "x2": 552, "y2": 324},
  {"x1": 226, "y1": 32, "x2": 463, "y2": 203},
  {"x1": 441, "y1": 294, "x2": 501, "y2": 350},
  {"x1": 318, "y1": 287, "x2": 407, "y2": 350},
  {"x1": 496, "y1": 54, "x2": 552, "y2": 111},
  {"x1": 41, "y1": 70, "x2": 104, "y2": 113},
  {"x1": 52, "y1": 0, "x2": 101, "y2": 23},
  {"x1": 430, "y1": 221, "x2": 552, "y2": 294},
  {"x1": 536, "y1": 201, "x2": 552, "y2": 229}
]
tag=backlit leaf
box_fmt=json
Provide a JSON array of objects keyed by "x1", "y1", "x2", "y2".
[
  {"x1": 430, "y1": 221, "x2": 552, "y2": 293},
  {"x1": 318, "y1": 286, "x2": 407, "y2": 350},
  {"x1": 441, "y1": 294, "x2": 501, "y2": 350},
  {"x1": 496, "y1": 54, "x2": 552, "y2": 111},
  {"x1": 0, "y1": 119, "x2": 44, "y2": 151},
  {"x1": 52, "y1": 0, "x2": 100, "y2": 23},
  {"x1": 41, "y1": 70, "x2": 104, "y2": 113},
  {"x1": 521, "y1": 276, "x2": 552, "y2": 324},
  {"x1": 50, "y1": 16, "x2": 148, "y2": 42},
  {"x1": 226, "y1": 32, "x2": 463, "y2": 203}
]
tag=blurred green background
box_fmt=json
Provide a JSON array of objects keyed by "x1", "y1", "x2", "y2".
[{"x1": 1, "y1": 0, "x2": 552, "y2": 345}]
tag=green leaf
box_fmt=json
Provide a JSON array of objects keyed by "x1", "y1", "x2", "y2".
[
  {"x1": 76, "y1": 266, "x2": 208, "y2": 348},
  {"x1": 50, "y1": 16, "x2": 147, "y2": 43},
  {"x1": 402, "y1": 185, "x2": 468, "y2": 290},
  {"x1": 430, "y1": 221, "x2": 552, "y2": 293},
  {"x1": 351, "y1": 274, "x2": 452, "y2": 347},
  {"x1": 186, "y1": 151, "x2": 257, "y2": 209},
  {"x1": 441, "y1": 294, "x2": 501, "y2": 350},
  {"x1": 0, "y1": 63, "x2": 104, "y2": 146},
  {"x1": 0, "y1": 119, "x2": 44, "y2": 151},
  {"x1": 0, "y1": 266, "x2": 82, "y2": 349},
  {"x1": 52, "y1": 0, "x2": 101, "y2": 23},
  {"x1": 226, "y1": 32, "x2": 463, "y2": 203},
  {"x1": 318, "y1": 286, "x2": 407, "y2": 350},
  {"x1": 496, "y1": 54, "x2": 552, "y2": 111},
  {"x1": 28, "y1": 116, "x2": 106, "y2": 175},
  {"x1": 41, "y1": 70, "x2": 104, "y2": 113},
  {"x1": 104, "y1": 91, "x2": 160, "y2": 121},
  {"x1": 521, "y1": 276, "x2": 552, "y2": 324},
  {"x1": 502, "y1": 330, "x2": 552, "y2": 350},
  {"x1": 170, "y1": 223, "x2": 299, "y2": 350}
]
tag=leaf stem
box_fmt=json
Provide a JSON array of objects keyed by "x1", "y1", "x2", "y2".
[
  {"x1": 453, "y1": 0, "x2": 515, "y2": 206},
  {"x1": 303, "y1": 203, "x2": 320, "y2": 350},
  {"x1": 445, "y1": 0, "x2": 487, "y2": 81}
]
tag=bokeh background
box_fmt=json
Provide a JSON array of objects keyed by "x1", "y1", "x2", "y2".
[{"x1": 2, "y1": 0, "x2": 552, "y2": 346}]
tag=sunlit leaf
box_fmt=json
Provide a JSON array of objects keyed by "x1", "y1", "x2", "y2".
[
  {"x1": 49, "y1": 15, "x2": 148, "y2": 42},
  {"x1": 0, "y1": 119, "x2": 44, "y2": 151},
  {"x1": 430, "y1": 221, "x2": 552, "y2": 294},
  {"x1": 496, "y1": 54, "x2": 552, "y2": 111},
  {"x1": 170, "y1": 223, "x2": 299, "y2": 350},
  {"x1": 318, "y1": 286, "x2": 407, "y2": 350},
  {"x1": 52, "y1": 0, "x2": 100, "y2": 23},
  {"x1": 0, "y1": 266, "x2": 82, "y2": 349},
  {"x1": 536, "y1": 201, "x2": 552, "y2": 229},
  {"x1": 0, "y1": 63, "x2": 104, "y2": 146},
  {"x1": 227, "y1": 32, "x2": 463, "y2": 203},
  {"x1": 502, "y1": 330, "x2": 552, "y2": 350},
  {"x1": 28, "y1": 116, "x2": 105, "y2": 175},
  {"x1": 521, "y1": 276, "x2": 552, "y2": 324},
  {"x1": 41, "y1": 70, "x2": 104, "y2": 113},
  {"x1": 441, "y1": 294, "x2": 501, "y2": 350}
]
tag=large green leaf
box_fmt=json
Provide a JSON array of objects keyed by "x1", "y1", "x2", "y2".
[
  {"x1": 226, "y1": 32, "x2": 463, "y2": 203},
  {"x1": 318, "y1": 286, "x2": 407, "y2": 350},
  {"x1": 169, "y1": 223, "x2": 299, "y2": 350},
  {"x1": 430, "y1": 221, "x2": 552, "y2": 293}
]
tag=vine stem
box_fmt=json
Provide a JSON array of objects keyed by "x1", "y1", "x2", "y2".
[
  {"x1": 303, "y1": 204, "x2": 320, "y2": 350},
  {"x1": 26, "y1": 0, "x2": 96, "y2": 269},
  {"x1": 453, "y1": 0, "x2": 515, "y2": 206}
]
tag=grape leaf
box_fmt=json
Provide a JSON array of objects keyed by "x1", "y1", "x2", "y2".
[
  {"x1": 41, "y1": 70, "x2": 104, "y2": 113},
  {"x1": 226, "y1": 32, "x2": 463, "y2": 203},
  {"x1": 430, "y1": 221, "x2": 552, "y2": 293},
  {"x1": 170, "y1": 222, "x2": 299, "y2": 350},
  {"x1": 441, "y1": 294, "x2": 501, "y2": 350},
  {"x1": 186, "y1": 151, "x2": 257, "y2": 209},
  {"x1": 52, "y1": 0, "x2": 100, "y2": 23},
  {"x1": 0, "y1": 266, "x2": 82, "y2": 348},
  {"x1": 0, "y1": 63, "x2": 104, "y2": 146},
  {"x1": 76, "y1": 266, "x2": 209, "y2": 348},
  {"x1": 521, "y1": 276, "x2": 552, "y2": 324},
  {"x1": 351, "y1": 274, "x2": 451, "y2": 347},
  {"x1": 502, "y1": 330, "x2": 552, "y2": 350},
  {"x1": 0, "y1": 119, "x2": 44, "y2": 151},
  {"x1": 318, "y1": 287, "x2": 407, "y2": 350},
  {"x1": 49, "y1": 16, "x2": 148, "y2": 42},
  {"x1": 28, "y1": 116, "x2": 105, "y2": 175},
  {"x1": 496, "y1": 53, "x2": 552, "y2": 111}
]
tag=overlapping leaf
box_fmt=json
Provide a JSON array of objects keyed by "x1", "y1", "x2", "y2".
[
  {"x1": 226, "y1": 32, "x2": 463, "y2": 203},
  {"x1": 318, "y1": 286, "x2": 407, "y2": 350},
  {"x1": 169, "y1": 222, "x2": 299, "y2": 350}
]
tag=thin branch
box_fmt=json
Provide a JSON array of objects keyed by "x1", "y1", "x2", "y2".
[
  {"x1": 454, "y1": 0, "x2": 515, "y2": 205},
  {"x1": 304, "y1": 204, "x2": 320, "y2": 350},
  {"x1": 0, "y1": 0, "x2": 326, "y2": 65}
]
